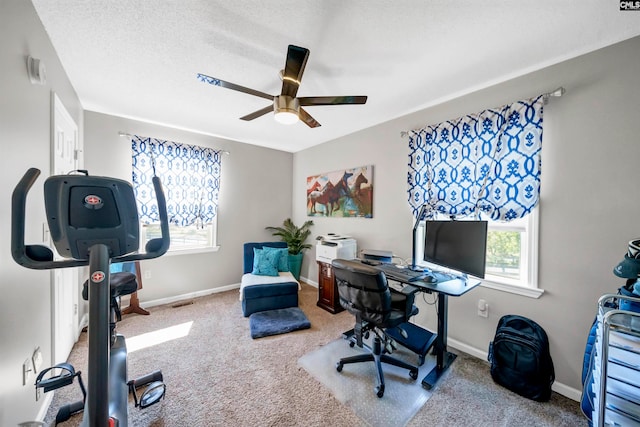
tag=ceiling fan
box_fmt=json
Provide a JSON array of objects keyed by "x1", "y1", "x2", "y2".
[{"x1": 197, "y1": 45, "x2": 367, "y2": 128}]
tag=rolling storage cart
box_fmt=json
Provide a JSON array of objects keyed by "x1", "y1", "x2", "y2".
[{"x1": 593, "y1": 294, "x2": 640, "y2": 426}]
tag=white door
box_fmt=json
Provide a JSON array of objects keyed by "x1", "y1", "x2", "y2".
[{"x1": 51, "y1": 93, "x2": 80, "y2": 365}]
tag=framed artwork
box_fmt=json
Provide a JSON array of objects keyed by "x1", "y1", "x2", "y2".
[{"x1": 307, "y1": 165, "x2": 373, "y2": 218}]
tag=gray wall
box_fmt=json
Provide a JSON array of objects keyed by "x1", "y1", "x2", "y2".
[
  {"x1": 0, "y1": 1, "x2": 84, "y2": 424},
  {"x1": 293, "y1": 35, "x2": 640, "y2": 395},
  {"x1": 83, "y1": 111, "x2": 294, "y2": 303}
]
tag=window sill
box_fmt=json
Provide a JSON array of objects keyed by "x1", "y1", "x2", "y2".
[
  {"x1": 162, "y1": 246, "x2": 220, "y2": 257},
  {"x1": 480, "y1": 279, "x2": 544, "y2": 299}
]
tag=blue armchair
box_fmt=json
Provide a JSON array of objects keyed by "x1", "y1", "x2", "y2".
[{"x1": 240, "y1": 242, "x2": 300, "y2": 317}]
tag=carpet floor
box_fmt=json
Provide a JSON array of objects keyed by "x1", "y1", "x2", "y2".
[{"x1": 43, "y1": 283, "x2": 587, "y2": 426}]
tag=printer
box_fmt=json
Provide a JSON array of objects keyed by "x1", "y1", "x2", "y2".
[{"x1": 315, "y1": 234, "x2": 357, "y2": 264}]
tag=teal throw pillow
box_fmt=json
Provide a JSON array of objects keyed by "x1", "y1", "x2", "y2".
[
  {"x1": 262, "y1": 246, "x2": 290, "y2": 272},
  {"x1": 252, "y1": 248, "x2": 279, "y2": 276}
]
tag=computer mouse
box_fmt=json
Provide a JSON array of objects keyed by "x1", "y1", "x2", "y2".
[{"x1": 423, "y1": 275, "x2": 437, "y2": 283}]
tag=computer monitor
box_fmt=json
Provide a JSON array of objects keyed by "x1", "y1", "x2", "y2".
[{"x1": 423, "y1": 220, "x2": 488, "y2": 279}]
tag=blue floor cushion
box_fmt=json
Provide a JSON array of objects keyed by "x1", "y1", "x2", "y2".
[{"x1": 249, "y1": 307, "x2": 311, "y2": 339}]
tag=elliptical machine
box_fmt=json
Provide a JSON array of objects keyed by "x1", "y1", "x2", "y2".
[{"x1": 12, "y1": 168, "x2": 170, "y2": 426}]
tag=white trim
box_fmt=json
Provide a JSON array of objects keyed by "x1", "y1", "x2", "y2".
[
  {"x1": 78, "y1": 313, "x2": 89, "y2": 335},
  {"x1": 480, "y1": 280, "x2": 544, "y2": 298},
  {"x1": 300, "y1": 275, "x2": 317, "y2": 288},
  {"x1": 447, "y1": 337, "x2": 581, "y2": 402},
  {"x1": 161, "y1": 245, "x2": 220, "y2": 257},
  {"x1": 140, "y1": 282, "x2": 240, "y2": 309},
  {"x1": 36, "y1": 391, "x2": 55, "y2": 421},
  {"x1": 141, "y1": 277, "x2": 318, "y2": 311}
]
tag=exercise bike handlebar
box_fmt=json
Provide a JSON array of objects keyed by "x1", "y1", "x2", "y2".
[{"x1": 11, "y1": 167, "x2": 170, "y2": 270}]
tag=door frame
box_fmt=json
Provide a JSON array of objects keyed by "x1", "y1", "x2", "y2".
[{"x1": 50, "y1": 92, "x2": 81, "y2": 365}]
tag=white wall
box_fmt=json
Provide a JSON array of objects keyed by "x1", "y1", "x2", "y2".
[
  {"x1": 0, "y1": 1, "x2": 84, "y2": 424},
  {"x1": 83, "y1": 111, "x2": 294, "y2": 303},
  {"x1": 293, "y1": 36, "x2": 640, "y2": 395}
]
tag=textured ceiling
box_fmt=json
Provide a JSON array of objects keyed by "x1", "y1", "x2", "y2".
[{"x1": 32, "y1": 1, "x2": 640, "y2": 152}]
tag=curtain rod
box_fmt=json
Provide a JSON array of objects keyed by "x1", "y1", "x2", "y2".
[
  {"x1": 399, "y1": 86, "x2": 566, "y2": 138},
  {"x1": 118, "y1": 132, "x2": 230, "y2": 155}
]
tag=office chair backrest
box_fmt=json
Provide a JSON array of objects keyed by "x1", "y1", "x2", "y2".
[{"x1": 332, "y1": 259, "x2": 391, "y2": 325}]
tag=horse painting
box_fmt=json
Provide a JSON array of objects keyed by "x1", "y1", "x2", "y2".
[
  {"x1": 307, "y1": 165, "x2": 373, "y2": 218},
  {"x1": 351, "y1": 172, "x2": 372, "y2": 217},
  {"x1": 307, "y1": 171, "x2": 352, "y2": 216},
  {"x1": 307, "y1": 181, "x2": 335, "y2": 215}
]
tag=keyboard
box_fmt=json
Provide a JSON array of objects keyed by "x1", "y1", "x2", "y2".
[{"x1": 376, "y1": 264, "x2": 432, "y2": 283}]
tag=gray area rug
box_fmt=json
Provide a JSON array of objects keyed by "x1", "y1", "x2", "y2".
[
  {"x1": 299, "y1": 337, "x2": 431, "y2": 427},
  {"x1": 249, "y1": 307, "x2": 311, "y2": 339}
]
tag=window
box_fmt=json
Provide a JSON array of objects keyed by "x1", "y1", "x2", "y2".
[
  {"x1": 414, "y1": 209, "x2": 541, "y2": 297},
  {"x1": 140, "y1": 220, "x2": 217, "y2": 254},
  {"x1": 483, "y1": 208, "x2": 541, "y2": 297},
  {"x1": 131, "y1": 135, "x2": 223, "y2": 254}
]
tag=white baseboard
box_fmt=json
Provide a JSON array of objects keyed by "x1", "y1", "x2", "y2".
[
  {"x1": 84, "y1": 280, "x2": 583, "y2": 403},
  {"x1": 141, "y1": 278, "x2": 320, "y2": 308},
  {"x1": 36, "y1": 390, "x2": 54, "y2": 421},
  {"x1": 300, "y1": 275, "x2": 317, "y2": 288},
  {"x1": 447, "y1": 337, "x2": 582, "y2": 402},
  {"x1": 140, "y1": 283, "x2": 241, "y2": 309},
  {"x1": 78, "y1": 313, "x2": 89, "y2": 334}
]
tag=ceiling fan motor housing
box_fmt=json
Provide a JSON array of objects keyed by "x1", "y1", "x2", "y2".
[{"x1": 274, "y1": 95, "x2": 300, "y2": 114}]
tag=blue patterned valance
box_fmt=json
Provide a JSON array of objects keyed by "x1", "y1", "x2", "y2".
[
  {"x1": 131, "y1": 135, "x2": 222, "y2": 226},
  {"x1": 407, "y1": 96, "x2": 543, "y2": 221}
]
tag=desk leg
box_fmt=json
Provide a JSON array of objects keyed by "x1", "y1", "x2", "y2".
[{"x1": 421, "y1": 293, "x2": 457, "y2": 390}]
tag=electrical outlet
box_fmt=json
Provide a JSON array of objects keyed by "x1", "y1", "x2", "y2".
[
  {"x1": 23, "y1": 359, "x2": 33, "y2": 386},
  {"x1": 477, "y1": 299, "x2": 489, "y2": 318},
  {"x1": 32, "y1": 347, "x2": 43, "y2": 373},
  {"x1": 144, "y1": 270, "x2": 151, "y2": 279},
  {"x1": 36, "y1": 387, "x2": 42, "y2": 401}
]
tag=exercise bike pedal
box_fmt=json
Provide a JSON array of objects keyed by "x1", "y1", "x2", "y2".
[
  {"x1": 35, "y1": 363, "x2": 86, "y2": 422},
  {"x1": 128, "y1": 370, "x2": 166, "y2": 409}
]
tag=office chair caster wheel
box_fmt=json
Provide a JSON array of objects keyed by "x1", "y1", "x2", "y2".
[
  {"x1": 409, "y1": 368, "x2": 419, "y2": 380},
  {"x1": 375, "y1": 385, "x2": 384, "y2": 398},
  {"x1": 349, "y1": 340, "x2": 355, "y2": 348},
  {"x1": 336, "y1": 362, "x2": 343, "y2": 372}
]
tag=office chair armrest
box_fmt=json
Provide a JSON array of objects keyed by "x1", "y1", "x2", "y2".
[{"x1": 390, "y1": 288, "x2": 416, "y2": 317}]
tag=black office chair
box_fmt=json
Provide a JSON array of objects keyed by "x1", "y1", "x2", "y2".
[{"x1": 332, "y1": 259, "x2": 419, "y2": 398}]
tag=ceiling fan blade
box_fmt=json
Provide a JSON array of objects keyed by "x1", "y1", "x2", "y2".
[
  {"x1": 298, "y1": 96, "x2": 368, "y2": 106},
  {"x1": 280, "y1": 45, "x2": 309, "y2": 98},
  {"x1": 299, "y1": 108, "x2": 321, "y2": 128},
  {"x1": 240, "y1": 105, "x2": 273, "y2": 121},
  {"x1": 197, "y1": 73, "x2": 273, "y2": 101}
]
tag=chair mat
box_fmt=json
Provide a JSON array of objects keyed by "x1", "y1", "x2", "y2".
[
  {"x1": 298, "y1": 337, "x2": 437, "y2": 427},
  {"x1": 249, "y1": 307, "x2": 311, "y2": 339}
]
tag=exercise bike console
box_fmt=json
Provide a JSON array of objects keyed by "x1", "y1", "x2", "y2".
[{"x1": 12, "y1": 168, "x2": 170, "y2": 426}]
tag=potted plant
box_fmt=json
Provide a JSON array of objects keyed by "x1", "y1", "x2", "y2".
[{"x1": 265, "y1": 218, "x2": 314, "y2": 280}]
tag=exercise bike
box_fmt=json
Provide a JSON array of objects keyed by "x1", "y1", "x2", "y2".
[{"x1": 12, "y1": 168, "x2": 170, "y2": 426}]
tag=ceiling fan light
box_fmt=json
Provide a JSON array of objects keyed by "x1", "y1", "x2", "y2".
[
  {"x1": 273, "y1": 96, "x2": 300, "y2": 125},
  {"x1": 274, "y1": 110, "x2": 299, "y2": 124}
]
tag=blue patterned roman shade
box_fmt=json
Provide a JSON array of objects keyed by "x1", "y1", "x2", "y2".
[
  {"x1": 407, "y1": 96, "x2": 543, "y2": 221},
  {"x1": 131, "y1": 135, "x2": 222, "y2": 226}
]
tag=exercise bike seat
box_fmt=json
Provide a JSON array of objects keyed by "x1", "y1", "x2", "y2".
[{"x1": 82, "y1": 272, "x2": 138, "y2": 301}]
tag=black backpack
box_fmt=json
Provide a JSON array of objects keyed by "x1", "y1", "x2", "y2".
[{"x1": 488, "y1": 314, "x2": 555, "y2": 401}]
